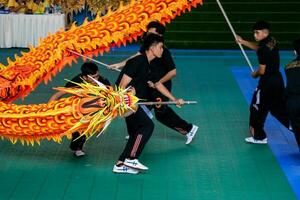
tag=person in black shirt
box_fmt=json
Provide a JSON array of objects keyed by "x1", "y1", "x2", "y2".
[
  {"x1": 285, "y1": 39, "x2": 300, "y2": 150},
  {"x1": 110, "y1": 21, "x2": 198, "y2": 145},
  {"x1": 113, "y1": 33, "x2": 185, "y2": 174},
  {"x1": 49, "y1": 62, "x2": 110, "y2": 156},
  {"x1": 236, "y1": 21, "x2": 289, "y2": 144}
]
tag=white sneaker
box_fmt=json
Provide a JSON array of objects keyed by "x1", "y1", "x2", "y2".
[
  {"x1": 113, "y1": 165, "x2": 139, "y2": 174},
  {"x1": 245, "y1": 137, "x2": 267, "y2": 144},
  {"x1": 124, "y1": 159, "x2": 148, "y2": 170},
  {"x1": 74, "y1": 150, "x2": 85, "y2": 157},
  {"x1": 186, "y1": 125, "x2": 199, "y2": 144}
]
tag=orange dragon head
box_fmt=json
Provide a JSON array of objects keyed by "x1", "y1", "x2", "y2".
[{"x1": 54, "y1": 78, "x2": 139, "y2": 139}]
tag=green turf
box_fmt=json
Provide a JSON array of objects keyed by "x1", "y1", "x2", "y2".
[{"x1": 0, "y1": 49, "x2": 296, "y2": 200}]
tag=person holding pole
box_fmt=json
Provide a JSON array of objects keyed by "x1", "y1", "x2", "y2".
[
  {"x1": 49, "y1": 62, "x2": 110, "y2": 156},
  {"x1": 110, "y1": 21, "x2": 198, "y2": 145},
  {"x1": 236, "y1": 21, "x2": 290, "y2": 144},
  {"x1": 113, "y1": 33, "x2": 185, "y2": 174}
]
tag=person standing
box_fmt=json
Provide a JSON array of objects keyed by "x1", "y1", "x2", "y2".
[
  {"x1": 236, "y1": 21, "x2": 289, "y2": 144},
  {"x1": 110, "y1": 21, "x2": 198, "y2": 145},
  {"x1": 49, "y1": 62, "x2": 110, "y2": 156},
  {"x1": 285, "y1": 39, "x2": 300, "y2": 150},
  {"x1": 113, "y1": 33, "x2": 184, "y2": 174}
]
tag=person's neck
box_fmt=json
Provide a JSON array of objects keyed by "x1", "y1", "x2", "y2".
[{"x1": 145, "y1": 51, "x2": 155, "y2": 63}]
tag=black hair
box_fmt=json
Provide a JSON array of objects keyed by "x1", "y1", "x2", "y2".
[
  {"x1": 147, "y1": 21, "x2": 166, "y2": 35},
  {"x1": 81, "y1": 62, "x2": 99, "y2": 76},
  {"x1": 253, "y1": 20, "x2": 270, "y2": 31},
  {"x1": 142, "y1": 33, "x2": 164, "y2": 51},
  {"x1": 293, "y1": 38, "x2": 300, "y2": 56}
]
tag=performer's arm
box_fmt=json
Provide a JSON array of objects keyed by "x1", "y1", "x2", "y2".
[
  {"x1": 154, "y1": 82, "x2": 184, "y2": 107},
  {"x1": 109, "y1": 52, "x2": 141, "y2": 69},
  {"x1": 119, "y1": 74, "x2": 135, "y2": 116},
  {"x1": 236, "y1": 35, "x2": 259, "y2": 51},
  {"x1": 251, "y1": 64, "x2": 266, "y2": 78},
  {"x1": 159, "y1": 69, "x2": 176, "y2": 84},
  {"x1": 119, "y1": 74, "x2": 132, "y2": 89}
]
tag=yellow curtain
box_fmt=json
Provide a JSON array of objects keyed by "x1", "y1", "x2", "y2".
[
  {"x1": 0, "y1": 0, "x2": 8, "y2": 5},
  {"x1": 53, "y1": 0, "x2": 130, "y2": 15},
  {"x1": 1, "y1": 0, "x2": 131, "y2": 15}
]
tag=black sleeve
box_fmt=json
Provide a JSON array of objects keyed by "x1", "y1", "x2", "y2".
[
  {"x1": 149, "y1": 67, "x2": 160, "y2": 83},
  {"x1": 122, "y1": 58, "x2": 138, "y2": 79},
  {"x1": 98, "y1": 76, "x2": 111, "y2": 86},
  {"x1": 65, "y1": 82, "x2": 76, "y2": 88},
  {"x1": 163, "y1": 48, "x2": 176, "y2": 72},
  {"x1": 257, "y1": 47, "x2": 268, "y2": 65}
]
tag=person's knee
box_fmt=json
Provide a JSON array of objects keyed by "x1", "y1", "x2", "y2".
[
  {"x1": 154, "y1": 111, "x2": 164, "y2": 121},
  {"x1": 149, "y1": 120, "x2": 154, "y2": 132},
  {"x1": 155, "y1": 106, "x2": 169, "y2": 119},
  {"x1": 145, "y1": 120, "x2": 154, "y2": 134}
]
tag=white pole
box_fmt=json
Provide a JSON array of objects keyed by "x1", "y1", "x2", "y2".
[
  {"x1": 137, "y1": 101, "x2": 198, "y2": 105},
  {"x1": 67, "y1": 49, "x2": 121, "y2": 72},
  {"x1": 215, "y1": 0, "x2": 254, "y2": 72}
]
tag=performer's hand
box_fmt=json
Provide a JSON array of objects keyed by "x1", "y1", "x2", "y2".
[
  {"x1": 123, "y1": 110, "x2": 134, "y2": 117},
  {"x1": 235, "y1": 35, "x2": 244, "y2": 45},
  {"x1": 175, "y1": 98, "x2": 184, "y2": 108},
  {"x1": 251, "y1": 71, "x2": 258, "y2": 78},
  {"x1": 109, "y1": 63, "x2": 123, "y2": 70},
  {"x1": 147, "y1": 81, "x2": 155, "y2": 88},
  {"x1": 108, "y1": 64, "x2": 117, "y2": 69},
  {"x1": 128, "y1": 87, "x2": 136, "y2": 95}
]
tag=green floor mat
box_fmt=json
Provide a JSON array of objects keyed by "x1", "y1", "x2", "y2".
[{"x1": 0, "y1": 49, "x2": 296, "y2": 200}]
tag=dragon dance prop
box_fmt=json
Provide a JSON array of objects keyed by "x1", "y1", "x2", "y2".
[
  {"x1": 0, "y1": 0, "x2": 202, "y2": 102},
  {"x1": 0, "y1": 80, "x2": 139, "y2": 145},
  {"x1": 0, "y1": 0, "x2": 202, "y2": 145}
]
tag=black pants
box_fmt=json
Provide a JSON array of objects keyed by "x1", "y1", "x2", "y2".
[
  {"x1": 152, "y1": 91, "x2": 192, "y2": 134},
  {"x1": 249, "y1": 75, "x2": 290, "y2": 140},
  {"x1": 70, "y1": 132, "x2": 86, "y2": 151},
  {"x1": 118, "y1": 106, "x2": 154, "y2": 162},
  {"x1": 287, "y1": 96, "x2": 300, "y2": 149}
]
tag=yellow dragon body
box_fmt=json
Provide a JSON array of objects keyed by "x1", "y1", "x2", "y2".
[{"x1": 0, "y1": 0, "x2": 202, "y2": 145}]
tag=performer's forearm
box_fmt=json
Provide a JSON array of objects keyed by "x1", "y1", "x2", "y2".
[
  {"x1": 241, "y1": 40, "x2": 259, "y2": 51},
  {"x1": 110, "y1": 52, "x2": 141, "y2": 69},
  {"x1": 155, "y1": 82, "x2": 176, "y2": 101},
  {"x1": 159, "y1": 69, "x2": 176, "y2": 84}
]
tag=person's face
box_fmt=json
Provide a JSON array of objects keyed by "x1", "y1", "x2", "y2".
[
  {"x1": 83, "y1": 71, "x2": 100, "y2": 85},
  {"x1": 150, "y1": 42, "x2": 164, "y2": 58},
  {"x1": 147, "y1": 28, "x2": 161, "y2": 36},
  {"x1": 253, "y1": 29, "x2": 268, "y2": 41}
]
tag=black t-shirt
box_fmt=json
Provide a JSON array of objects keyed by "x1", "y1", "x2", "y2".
[
  {"x1": 257, "y1": 36, "x2": 281, "y2": 85},
  {"x1": 140, "y1": 46, "x2": 176, "y2": 90},
  {"x1": 115, "y1": 53, "x2": 151, "y2": 99},
  {"x1": 285, "y1": 56, "x2": 300, "y2": 97},
  {"x1": 65, "y1": 74, "x2": 110, "y2": 88}
]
